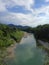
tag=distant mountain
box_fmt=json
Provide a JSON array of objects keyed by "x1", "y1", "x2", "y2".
[
  {"x1": 8, "y1": 24, "x2": 16, "y2": 27},
  {"x1": 8, "y1": 24, "x2": 29, "y2": 30}
]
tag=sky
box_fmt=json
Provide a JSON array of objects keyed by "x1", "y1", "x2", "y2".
[{"x1": 0, "y1": 0, "x2": 49, "y2": 27}]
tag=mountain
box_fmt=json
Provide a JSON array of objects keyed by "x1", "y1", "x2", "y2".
[{"x1": 8, "y1": 24, "x2": 29, "y2": 30}]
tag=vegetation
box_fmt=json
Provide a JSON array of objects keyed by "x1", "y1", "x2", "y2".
[
  {"x1": 22, "y1": 24, "x2": 49, "y2": 42},
  {"x1": 32, "y1": 24, "x2": 49, "y2": 65},
  {"x1": 32, "y1": 24, "x2": 49, "y2": 42},
  {"x1": 0, "y1": 23, "x2": 49, "y2": 65},
  {"x1": 0, "y1": 48, "x2": 8, "y2": 65},
  {"x1": 0, "y1": 24, "x2": 24, "y2": 48}
]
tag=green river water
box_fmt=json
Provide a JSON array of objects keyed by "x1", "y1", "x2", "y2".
[{"x1": 6, "y1": 34, "x2": 47, "y2": 65}]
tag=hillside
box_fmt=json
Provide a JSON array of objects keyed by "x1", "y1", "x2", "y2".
[
  {"x1": 0, "y1": 24, "x2": 24, "y2": 47},
  {"x1": 32, "y1": 24, "x2": 49, "y2": 42}
]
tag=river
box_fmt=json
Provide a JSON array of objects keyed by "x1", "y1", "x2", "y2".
[{"x1": 5, "y1": 33, "x2": 47, "y2": 65}]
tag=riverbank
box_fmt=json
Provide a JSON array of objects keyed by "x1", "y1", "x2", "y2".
[
  {"x1": 6, "y1": 32, "x2": 29, "y2": 58},
  {"x1": 36, "y1": 40, "x2": 49, "y2": 65},
  {"x1": 0, "y1": 24, "x2": 24, "y2": 48},
  {"x1": 4, "y1": 32, "x2": 46, "y2": 65},
  {"x1": 37, "y1": 40, "x2": 49, "y2": 52}
]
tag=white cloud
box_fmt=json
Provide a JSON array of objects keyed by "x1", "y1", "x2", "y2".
[
  {"x1": 1, "y1": 0, "x2": 34, "y2": 11},
  {"x1": 0, "y1": 0, "x2": 49, "y2": 27},
  {"x1": 45, "y1": 0, "x2": 49, "y2": 2},
  {"x1": 0, "y1": 0, "x2": 34, "y2": 26},
  {"x1": 0, "y1": 11, "x2": 48, "y2": 27},
  {"x1": 0, "y1": 0, "x2": 6, "y2": 12},
  {"x1": 35, "y1": 5, "x2": 49, "y2": 16},
  {"x1": 11, "y1": 0, "x2": 34, "y2": 10},
  {"x1": 0, "y1": 12, "x2": 33, "y2": 26}
]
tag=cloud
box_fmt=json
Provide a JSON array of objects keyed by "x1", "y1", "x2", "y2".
[
  {"x1": 0, "y1": 0, "x2": 34, "y2": 26},
  {"x1": 0, "y1": 11, "x2": 48, "y2": 27},
  {"x1": 1, "y1": 0, "x2": 34, "y2": 11},
  {"x1": 0, "y1": 0, "x2": 6, "y2": 12},
  {"x1": 0, "y1": 0, "x2": 49, "y2": 27},
  {"x1": 11, "y1": 0, "x2": 34, "y2": 10},
  {"x1": 45, "y1": 0, "x2": 49, "y2": 2},
  {"x1": 0, "y1": 12, "x2": 33, "y2": 25}
]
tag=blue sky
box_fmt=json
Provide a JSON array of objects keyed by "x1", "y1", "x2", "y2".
[{"x1": 0, "y1": 0, "x2": 49, "y2": 27}]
